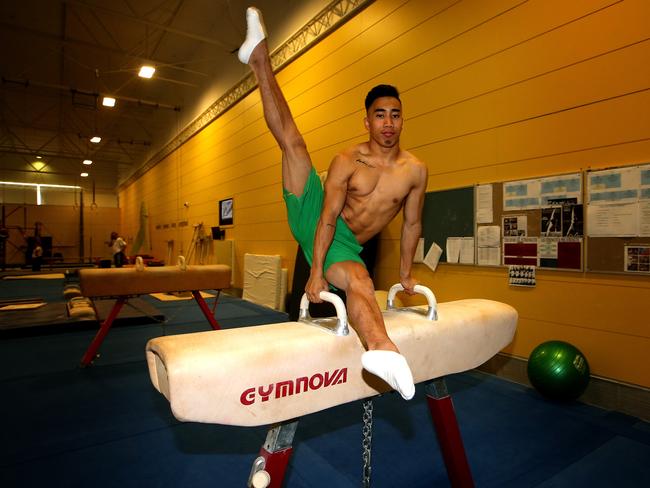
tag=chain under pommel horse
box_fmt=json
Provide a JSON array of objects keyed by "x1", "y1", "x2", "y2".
[
  {"x1": 78, "y1": 256, "x2": 231, "y2": 367},
  {"x1": 146, "y1": 284, "x2": 518, "y2": 487}
]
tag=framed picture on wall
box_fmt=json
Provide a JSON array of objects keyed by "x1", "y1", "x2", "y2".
[{"x1": 219, "y1": 197, "x2": 233, "y2": 226}]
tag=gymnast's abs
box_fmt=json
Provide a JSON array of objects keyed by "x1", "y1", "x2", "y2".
[{"x1": 240, "y1": 7, "x2": 427, "y2": 400}]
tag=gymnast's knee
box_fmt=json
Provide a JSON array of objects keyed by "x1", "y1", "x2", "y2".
[
  {"x1": 281, "y1": 131, "x2": 308, "y2": 156},
  {"x1": 343, "y1": 264, "x2": 376, "y2": 299}
]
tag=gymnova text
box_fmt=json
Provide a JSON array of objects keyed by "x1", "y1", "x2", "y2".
[{"x1": 240, "y1": 368, "x2": 348, "y2": 405}]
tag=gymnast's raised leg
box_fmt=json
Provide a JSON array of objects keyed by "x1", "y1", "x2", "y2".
[{"x1": 239, "y1": 7, "x2": 414, "y2": 400}]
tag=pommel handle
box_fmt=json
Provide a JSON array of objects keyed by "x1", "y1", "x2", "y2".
[
  {"x1": 177, "y1": 255, "x2": 187, "y2": 271},
  {"x1": 387, "y1": 283, "x2": 438, "y2": 321},
  {"x1": 135, "y1": 256, "x2": 144, "y2": 271},
  {"x1": 299, "y1": 291, "x2": 349, "y2": 336}
]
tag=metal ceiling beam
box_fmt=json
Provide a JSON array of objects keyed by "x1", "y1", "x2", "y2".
[
  {"x1": 0, "y1": 147, "x2": 133, "y2": 167},
  {"x1": 1, "y1": 77, "x2": 181, "y2": 111},
  {"x1": 65, "y1": 0, "x2": 233, "y2": 50},
  {"x1": 0, "y1": 21, "x2": 194, "y2": 75}
]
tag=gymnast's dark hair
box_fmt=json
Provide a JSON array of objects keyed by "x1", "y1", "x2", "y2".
[{"x1": 364, "y1": 84, "x2": 401, "y2": 111}]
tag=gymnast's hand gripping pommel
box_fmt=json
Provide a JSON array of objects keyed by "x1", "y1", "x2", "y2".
[{"x1": 146, "y1": 285, "x2": 518, "y2": 427}]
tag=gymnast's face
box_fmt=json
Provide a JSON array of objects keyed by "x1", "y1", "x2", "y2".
[{"x1": 364, "y1": 96, "x2": 403, "y2": 149}]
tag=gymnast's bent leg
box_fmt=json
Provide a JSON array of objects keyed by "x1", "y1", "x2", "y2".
[
  {"x1": 326, "y1": 261, "x2": 415, "y2": 400},
  {"x1": 240, "y1": 8, "x2": 414, "y2": 400}
]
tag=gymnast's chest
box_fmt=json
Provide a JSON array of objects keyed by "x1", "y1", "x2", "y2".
[{"x1": 348, "y1": 166, "x2": 409, "y2": 202}]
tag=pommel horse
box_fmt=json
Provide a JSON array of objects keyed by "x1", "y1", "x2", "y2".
[
  {"x1": 78, "y1": 256, "x2": 231, "y2": 367},
  {"x1": 146, "y1": 284, "x2": 517, "y2": 487}
]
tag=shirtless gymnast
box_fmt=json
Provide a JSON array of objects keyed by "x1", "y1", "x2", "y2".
[{"x1": 239, "y1": 7, "x2": 427, "y2": 400}]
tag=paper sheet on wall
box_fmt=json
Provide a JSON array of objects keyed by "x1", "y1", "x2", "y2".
[
  {"x1": 503, "y1": 178, "x2": 541, "y2": 210},
  {"x1": 641, "y1": 164, "x2": 650, "y2": 201},
  {"x1": 478, "y1": 247, "x2": 500, "y2": 266},
  {"x1": 588, "y1": 167, "x2": 639, "y2": 205},
  {"x1": 423, "y1": 242, "x2": 443, "y2": 272},
  {"x1": 503, "y1": 215, "x2": 528, "y2": 237},
  {"x1": 640, "y1": 201, "x2": 650, "y2": 237},
  {"x1": 476, "y1": 184, "x2": 493, "y2": 223},
  {"x1": 478, "y1": 225, "x2": 500, "y2": 247},
  {"x1": 414, "y1": 238, "x2": 425, "y2": 263},
  {"x1": 446, "y1": 237, "x2": 462, "y2": 263},
  {"x1": 540, "y1": 173, "x2": 582, "y2": 206},
  {"x1": 586, "y1": 203, "x2": 638, "y2": 236},
  {"x1": 477, "y1": 225, "x2": 500, "y2": 266},
  {"x1": 459, "y1": 237, "x2": 475, "y2": 264}
]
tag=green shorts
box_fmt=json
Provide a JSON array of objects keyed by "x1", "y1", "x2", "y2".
[{"x1": 283, "y1": 167, "x2": 364, "y2": 272}]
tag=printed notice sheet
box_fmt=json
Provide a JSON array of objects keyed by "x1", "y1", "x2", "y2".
[
  {"x1": 641, "y1": 164, "x2": 650, "y2": 200},
  {"x1": 640, "y1": 201, "x2": 650, "y2": 237},
  {"x1": 503, "y1": 215, "x2": 528, "y2": 237},
  {"x1": 477, "y1": 225, "x2": 501, "y2": 265},
  {"x1": 587, "y1": 203, "x2": 638, "y2": 236},
  {"x1": 423, "y1": 242, "x2": 443, "y2": 271},
  {"x1": 540, "y1": 173, "x2": 582, "y2": 206},
  {"x1": 459, "y1": 237, "x2": 475, "y2": 264},
  {"x1": 476, "y1": 184, "x2": 493, "y2": 223},
  {"x1": 503, "y1": 178, "x2": 540, "y2": 210},
  {"x1": 588, "y1": 167, "x2": 638, "y2": 205},
  {"x1": 586, "y1": 164, "x2": 650, "y2": 237},
  {"x1": 446, "y1": 237, "x2": 462, "y2": 263}
]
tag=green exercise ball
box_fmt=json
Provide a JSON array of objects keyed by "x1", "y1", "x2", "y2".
[{"x1": 527, "y1": 341, "x2": 590, "y2": 401}]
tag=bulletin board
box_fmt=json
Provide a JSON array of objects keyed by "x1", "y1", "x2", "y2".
[
  {"x1": 585, "y1": 164, "x2": 650, "y2": 274},
  {"x1": 422, "y1": 165, "x2": 650, "y2": 275},
  {"x1": 422, "y1": 187, "x2": 474, "y2": 263},
  {"x1": 476, "y1": 173, "x2": 584, "y2": 271}
]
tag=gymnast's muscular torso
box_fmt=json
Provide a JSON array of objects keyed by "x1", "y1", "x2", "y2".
[{"x1": 324, "y1": 142, "x2": 426, "y2": 245}]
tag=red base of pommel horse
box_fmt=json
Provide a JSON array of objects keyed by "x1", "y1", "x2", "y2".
[
  {"x1": 78, "y1": 256, "x2": 231, "y2": 367},
  {"x1": 146, "y1": 284, "x2": 518, "y2": 487}
]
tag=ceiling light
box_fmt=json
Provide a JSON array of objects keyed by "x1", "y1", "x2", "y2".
[
  {"x1": 36, "y1": 155, "x2": 42, "y2": 159},
  {"x1": 80, "y1": 172, "x2": 89, "y2": 178},
  {"x1": 138, "y1": 65, "x2": 155, "y2": 79},
  {"x1": 32, "y1": 161, "x2": 46, "y2": 171},
  {"x1": 102, "y1": 96, "x2": 116, "y2": 107},
  {"x1": 83, "y1": 159, "x2": 93, "y2": 165},
  {"x1": 0, "y1": 181, "x2": 80, "y2": 189},
  {"x1": 90, "y1": 136, "x2": 101, "y2": 143}
]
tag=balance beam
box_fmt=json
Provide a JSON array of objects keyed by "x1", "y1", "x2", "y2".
[
  {"x1": 146, "y1": 285, "x2": 517, "y2": 487},
  {"x1": 79, "y1": 257, "x2": 231, "y2": 366}
]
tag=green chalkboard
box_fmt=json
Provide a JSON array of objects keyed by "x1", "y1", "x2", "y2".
[{"x1": 422, "y1": 187, "x2": 474, "y2": 261}]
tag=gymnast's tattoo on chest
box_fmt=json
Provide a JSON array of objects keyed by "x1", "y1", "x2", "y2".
[{"x1": 355, "y1": 158, "x2": 375, "y2": 168}]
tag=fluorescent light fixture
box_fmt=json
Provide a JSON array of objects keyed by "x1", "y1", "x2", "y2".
[
  {"x1": 83, "y1": 159, "x2": 93, "y2": 165},
  {"x1": 1, "y1": 181, "x2": 82, "y2": 206},
  {"x1": 80, "y1": 172, "x2": 89, "y2": 177},
  {"x1": 138, "y1": 65, "x2": 156, "y2": 78},
  {"x1": 102, "y1": 96, "x2": 116, "y2": 107},
  {"x1": 90, "y1": 136, "x2": 101, "y2": 143},
  {"x1": 0, "y1": 181, "x2": 80, "y2": 189}
]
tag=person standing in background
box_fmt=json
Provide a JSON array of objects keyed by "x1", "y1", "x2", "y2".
[
  {"x1": 110, "y1": 231, "x2": 127, "y2": 267},
  {"x1": 31, "y1": 239, "x2": 43, "y2": 272}
]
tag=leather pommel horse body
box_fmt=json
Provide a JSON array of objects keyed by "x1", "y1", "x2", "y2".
[
  {"x1": 146, "y1": 285, "x2": 517, "y2": 487},
  {"x1": 78, "y1": 258, "x2": 231, "y2": 366}
]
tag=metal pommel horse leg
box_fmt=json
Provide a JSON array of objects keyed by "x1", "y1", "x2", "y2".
[{"x1": 248, "y1": 420, "x2": 298, "y2": 488}]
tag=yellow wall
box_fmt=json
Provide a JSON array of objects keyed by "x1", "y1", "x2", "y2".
[{"x1": 119, "y1": 0, "x2": 650, "y2": 388}]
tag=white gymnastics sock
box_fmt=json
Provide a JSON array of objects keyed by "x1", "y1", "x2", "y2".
[
  {"x1": 238, "y1": 7, "x2": 266, "y2": 64},
  {"x1": 361, "y1": 350, "x2": 415, "y2": 400}
]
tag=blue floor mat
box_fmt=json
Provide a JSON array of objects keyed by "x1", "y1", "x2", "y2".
[{"x1": 1, "y1": 279, "x2": 649, "y2": 487}]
